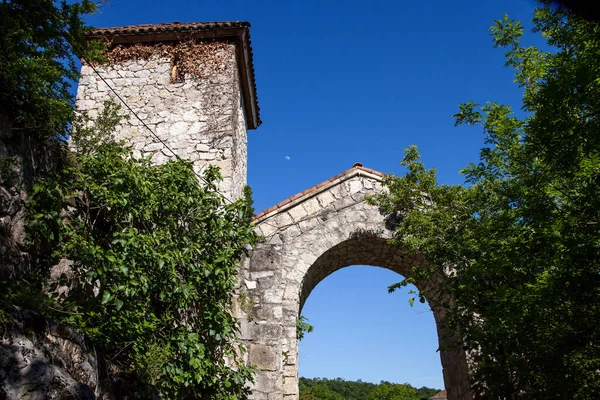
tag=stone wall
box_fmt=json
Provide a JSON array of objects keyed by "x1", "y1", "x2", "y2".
[
  {"x1": 75, "y1": 42, "x2": 248, "y2": 200},
  {"x1": 239, "y1": 168, "x2": 472, "y2": 400}
]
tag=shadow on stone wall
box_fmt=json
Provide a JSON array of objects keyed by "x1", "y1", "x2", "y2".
[{"x1": 0, "y1": 310, "x2": 97, "y2": 400}]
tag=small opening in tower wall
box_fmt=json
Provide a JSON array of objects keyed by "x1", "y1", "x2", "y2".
[{"x1": 170, "y1": 55, "x2": 184, "y2": 83}]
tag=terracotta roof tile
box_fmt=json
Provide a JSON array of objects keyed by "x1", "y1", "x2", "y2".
[
  {"x1": 253, "y1": 164, "x2": 386, "y2": 221},
  {"x1": 87, "y1": 21, "x2": 250, "y2": 37},
  {"x1": 85, "y1": 21, "x2": 261, "y2": 129},
  {"x1": 429, "y1": 390, "x2": 447, "y2": 399}
]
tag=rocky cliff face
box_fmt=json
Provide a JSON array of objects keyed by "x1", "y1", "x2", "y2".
[
  {"x1": 0, "y1": 310, "x2": 98, "y2": 400},
  {"x1": 0, "y1": 125, "x2": 99, "y2": 400}
]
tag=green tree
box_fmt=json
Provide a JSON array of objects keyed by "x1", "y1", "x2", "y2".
[
  {"x1": 366, "y1": 383, "x2": 418, "y2": 400},
  {"x1": 369, "y1": 1, "x2": 600, "y2": 399},
  {"x1": 415, "y1": 386, "x2": 441, "y2": 400},
  {"x1": 298, "y1": 377, "x2": 434, "y2": 400},
  {"x1": 0, "y1": 0, "x2": 101, "y2": 135},
  {"x1": 23, "y1": 103, "x2": 259, "y2": 398},
  {"x1": 300, "y1": 384, "x2": 344, "y2": 400}
]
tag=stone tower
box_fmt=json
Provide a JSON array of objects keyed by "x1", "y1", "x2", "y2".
[{"x1": 75, "y1": 21, "x2": 260, "y2": 200}]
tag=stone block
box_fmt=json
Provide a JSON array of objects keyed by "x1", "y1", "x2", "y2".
[
  {"x1": 316, "y1": 191, "x2": 335, "y2": 208},
  {"x1": 250, "y1": 323, "x2": 282, "y2": 342},
  {"x1": 256, "y1": 275, "x2": 279, "y2": 291},
  {"x1": 332, "y1": 196, "x2": 356, "y2": 211},
  {"x1": 263, "y1": 288, "x2": 284, "y2": 303},
  {"x1": 255, "y1": 304, "x2": 283, "y2": 321},
  {"x1": 143, "y1": 142, "x2": 163, "y2": 152},
  {"x1": 170, "y1": 121, "x2": 189, "y2": 135},
  {"x1": 280, "y1": 224, "x2": 301, "y2": 241},
  {"x1": 301, "y1": 197, "x2": 320, "y2": 215},
  {"x1": 251, "y1": 270, "x2": 274, "y2": 280},
  {"x1": 249, "y1": 344, "x2": 278, "y2": 371},
  {"x1": 297, "y1": 216, "x2": 321, "y2": 233},
  {"x1": 249, "y1": 246, "x2": 282, "y2": 272},
  {"x1": 199, "y1": 152, "x2": 216, "y2": 160},
  {"x1": 283, "y1": 285, "x2": 298, "y2": 301},
  {"x1": 283, "y1": 365, "x2": 296, "y2": 378},
  {"x1": 250, "y1": 371, "x2": 279, "y2": 394},
  {"x1": 283, "y1": 377, "x2": 297, "y2": 395},
  {"x1": 346, "y1": 178, "x2": 363, "y2": 194},
  {"x1": 76, "y1": 100, "x2": 95, "y2": 110},
  {"x1": 183, "y1": 110, "x2": 198, "y2": 121},
  {"x1": 285, "y1": 266, "x2": 305, "y2": 284},
  {"x1": 267, "y1": 234, "x2": 283, "y2": 246},
  {"x1": 150, "y1": 152, "x2": 168, "y2": 164},
  {"x1": 195, "y1": 143, "x2": 210, "y2": 152},
  {"x1": 287, "y1": 205, "x2": 307, "y2": 223},
  {"x1": 273, "y1": 212, "x2": 293, "y2": 228},
  {"x1": 240, "y1": 318, "x2": 255, "y2": 340}
]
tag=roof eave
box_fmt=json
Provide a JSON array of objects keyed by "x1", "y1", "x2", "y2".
[{"x1": 238, "y1": 29, "x2": 260, "y2": 129}]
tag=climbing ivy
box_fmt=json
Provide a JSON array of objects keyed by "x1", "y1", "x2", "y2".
[{"x1": 25, "y1": 102, "x2": 259, "y2": 399}]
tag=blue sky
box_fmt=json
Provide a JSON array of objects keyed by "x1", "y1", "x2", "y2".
[{"x1": 84, "y1": 0, "x2": 546, "y2": 390}]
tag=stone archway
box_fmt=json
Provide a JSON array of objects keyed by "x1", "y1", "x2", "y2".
[{"x1": 238, "y1": 164, "x2": 471, "y2": 400}]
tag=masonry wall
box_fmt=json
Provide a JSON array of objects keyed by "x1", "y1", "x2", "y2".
[
  {"x1": 238, "y1": 172, "x2": 473, "y2": 400},
  {"x1": 75, "y1": 42, "x2": 248, "y2": 200}
]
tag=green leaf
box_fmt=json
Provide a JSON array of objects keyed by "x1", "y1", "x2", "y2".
[{"x1": 101, "y1": 291, "x2": 111, "y2": 304}]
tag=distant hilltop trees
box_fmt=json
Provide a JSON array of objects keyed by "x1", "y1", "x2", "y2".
[{"x1": 299, "y1": 377, "x2": 440, "y2": 400}]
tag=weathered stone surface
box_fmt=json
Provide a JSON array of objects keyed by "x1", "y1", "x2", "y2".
[
  {"x1": 249, "y1": 344, "x2": 278, "y2": 371},
  {"x1": 0, "y1": 311, "x2": 97, "y2": 400},
  {"x1": 249, "y1": 246, "x2": 283, "y2": 273},
  {"x1": 283, "y1": 377, "x2": 297, "y2": 395},
  {"x1": 75, "y1": 44, "x2": 248, "y2": 200},
  {"x1": 242, "y1": 172, "x2": 472, "y2": 400},
  {"x1": 250, "y1": 372, "x2": 280, "y2": 396}
]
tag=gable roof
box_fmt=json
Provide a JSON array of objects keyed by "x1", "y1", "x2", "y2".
[
  {"x1": 253, "y1": 163, "x2": 385, "y2": 223},
  {"x1": 85, "y1": 21, "x2": 261, "y2": 129},
  {"x1": 429, "y1": 389, "x2": 447, "y2": 399}
]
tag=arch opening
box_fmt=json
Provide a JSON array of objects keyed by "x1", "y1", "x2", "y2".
[
  {"x1": 300, "y1": 237, "x2": 439, "y2": 314},
  {"x1": 292, "y1": 236, "x2": 468, "y2": 400},
  {"x1": 299, "y1": 264, "x2": 444, "y2": 392}
]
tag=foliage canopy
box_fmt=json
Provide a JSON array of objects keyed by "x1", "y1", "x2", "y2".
[{"x1": 0, "y1": 0, "x2": 102, "y2": 136}]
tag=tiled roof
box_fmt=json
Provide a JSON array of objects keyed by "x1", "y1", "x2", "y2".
[
  {"x1": 253, "y1": 163, "x2": 386, "y2": 222},
  {"x1": 86, "y1": 21, "x2": 261, "y2": 129},
  {"x1": 87, "y1": 21, "x2": 250, "y2": 37},
  {"x1": 429, "y1": 389, "x2": 447, "y2": 399}
]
